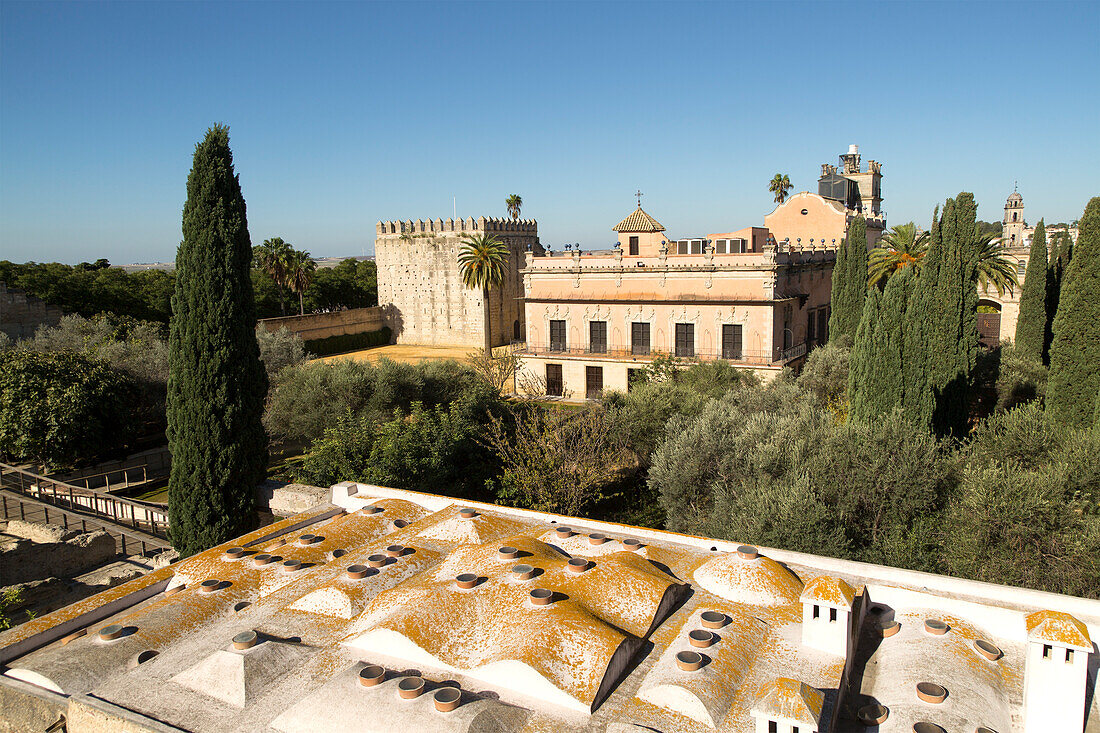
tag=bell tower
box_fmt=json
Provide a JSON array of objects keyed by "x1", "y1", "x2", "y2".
[{"x1": 1004, "y1": 188, "x2": 1025, "y2": 249}]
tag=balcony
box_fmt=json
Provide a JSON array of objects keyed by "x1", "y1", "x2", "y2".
[{"x1": 513, "y1": 340, "x2": 809, "y2": 367}]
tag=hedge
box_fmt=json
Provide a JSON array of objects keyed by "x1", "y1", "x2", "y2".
[{"x1": 304, "y1": 327, "x2": 392, "y2": 357}]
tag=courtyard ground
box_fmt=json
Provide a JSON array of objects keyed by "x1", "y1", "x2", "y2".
[{"x1": 316, "y1": 343, "x2": 475, "y2": 364}]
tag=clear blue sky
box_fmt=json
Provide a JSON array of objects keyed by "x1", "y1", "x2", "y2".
[{"x1": 2, "y1": 1, "x2": 1097, "y2": 265}]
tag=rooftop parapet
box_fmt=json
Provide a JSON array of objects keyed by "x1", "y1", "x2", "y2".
[{"x1": 376, "y1": 217, "x2": 537, "y2": 236}]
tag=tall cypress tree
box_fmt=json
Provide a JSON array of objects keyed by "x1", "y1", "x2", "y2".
[
  {"x1": 1014, "y1": 219, "x2": 1048, "y2": 361},
  {"x1": 849, "y1": 264, "x2": 916, "y2": 421},
  {"x1": 827, "y1": 215, "x2": 868, "y2": 342},
  {"x1": 168, "y1": 125, "x2": 269, "y2": 556},
  {"x1": 1047, "y1": 197, "x2": 1100, "y2": 430}
]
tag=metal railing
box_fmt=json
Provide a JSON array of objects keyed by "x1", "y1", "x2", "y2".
[
  {"x1": 0, "y1": 463, "x2": 170, "y2": 544},
  {"x1": 516, "y1": 341, "x2": 810, "y2": 366}
]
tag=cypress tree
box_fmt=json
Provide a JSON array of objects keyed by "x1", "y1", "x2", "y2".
[
  {"x1": 167, "y1": 125, "x2": 269, "y2": 556},
  {"x1": 1047, "y1": 197, "x2": 1100, "y2": 430},
  {"x1": 827, "y1": 216, "x2": 868, "y2": 342},
  {"x1": 849, "y1": 265, "x2": 916, "y2": 421},
  {"x1": 901, "y1": 206, "x2": 943, "y2": 428},
  {"x1": 1014, "y1": 219, "x2": 1048, "y2": 361}
]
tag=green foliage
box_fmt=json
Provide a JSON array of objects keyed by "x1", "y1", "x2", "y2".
[
  {"x1": 827, "y1": 216, "x2": 868, "y2": 342},
  {"x1": 255, "y1": 327, "x2": 308, "y2": 379},
  {"x1": 0, "y1": 588, "x2": 24, "y2": 631},
  {"x1": 850, "y1": 266, "x2": 918, "y2": 421},
  {"x1": 303, "y1": 259, "x2": 377, "y2": 313},
  {"x1": 302, "y1": 327, "x2": 391, "y2": 357},
  {"x1": 265, "y1": 357, "x2": 496, "y2": 445},
  {"x1": 0, "y1": 261, "x2": 175, "y2": 323},
  {"x1": 768, "y1": 173, "x2": 792, "y2": 204},
  {"x1": 458, "y1": 232, "x2": 509, "y2": 353},
  {"x1": 1047, "y1": 197, "x2": 1100, "y2": 430},
  {"x1": 1014, "y1": 221, "x2": 1049, "y2": 361},
  {"x1": 297, "y1": 396, "x2": 497, "y2": 501},
  {"x1": 868, "y1": 222, "x2": 928, "y2": 287},
  {"x1": 796, "y1": 336, "x2": 850, "y2": 407},
  {"x1": 993, "y1": 343, "x2": 1047, "y2": 412},
  {"x1": 506, "y1": 194, "x2": 523, "y2": 221},
  {"x1": 0, "y1": 350, "x2": 139, "y2": 468},
  {"x1": 167, "y1": 125, "x2": 269, "y2": 557}
]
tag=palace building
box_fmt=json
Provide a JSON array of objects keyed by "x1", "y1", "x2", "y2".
[{"x1": 2, "y1": 482, "x2": 1096, "y2": 732}]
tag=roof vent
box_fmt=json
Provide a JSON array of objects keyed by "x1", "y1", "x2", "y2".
[
  {"x1": 916, "y1": 682, "x2": 947, "y2": 704},
  {"x1": 498, "y1": 546, "x2": 519, "y2": 560},
  {"x1": 529, "y1": 588, "x2": 553, "y2": 606},
  {"x1": 974, "y1": 639, "x2": 1003, "y2": 661},
  {"x1": 367, "y1": 554, "x2": 388, "y2": 568},
  {"x1": 455, "y1": 573, "x2": 479, "y2": 590},
  {"x1": 857, "y1": 703, "x2": 889, "y2": 725},
  {"x1": 736, "y1": 545, "x2": 758, "y2": 560},
  {"x1": 346, "y1": 564, "x2": 371, "y2": 580},
  {"x1": 458, "y1": 507, "x2": 477, "y2": 519},
  {"x1": 252, "y1": 553, "x2": 274, "y2": 567},
  {"x1": 924, "y1": 619, "x2": 949, "y2": 635},
  {"x1": 700, "y1": 611, "x2": 728, "y2": 629},
  {"x1": 880, "y1": 620, "x2": 901, "y2": 637},
  {"x1": 622, "y1": 538, "x2": 642, "y2": 551},
  {"x1": 199, "y1": 579, "x2": 223, "y2": 593},
  {"x1": 688, "y1": 630, "x2": 716, "y2": 648},
  {"x1": 223, "y1": 547, "x2": 245, "y2": 560},
  {"x1": 913, "y1": 724, "x2": 946, "y2": 733},
  {"x1": 98, "y1": 624, "x2": 126, "y2": 641},
  {"x1": 232, "y1": 631, "x2": 259, "y2": 650},
  {"x1": 434, "y1": 687, "x2": 462, "y2": 713},
  {"x1": 385, "y1": 545, "x2": 405, "y2": 557},
  {"x1": 392, "y1": 519, "x2": 409, "y2": 529},
  {"x1": 398, "y1": 676, "x2": 426, "y2": 700},
  {"x1": 359, "y1": 665, "x2": 386, "y2": 687},
  {"x1": 330, "y1": 549, "x2": 347, "y2": 559},
  {"x1": 675, "y1": 651, "x2": 704, "y2": 672},
  {"x1": 566, "y1": 558, "x2": 590, "y2": 574},
  {"x1": 233, "y1": 601, "x2": 251, "y2": 613},
  {"x1": 280, "y1": 559, "x2": 302, "y2": 573},
  {"x1": 511, "y1": 564, "x2": 535, "y2": 581},
  {"x1": 127, "y1": 650, "x2": 159, "y2": 669},
  {"x1": 588, "y1": 533, "x2": 608, "y2": 546},
  {"x1": 360, "y1": 505, "x2": 384, "y2": 515},
  {"x1": 297, "y1": 534, "x2": 322, "y2": 546}
]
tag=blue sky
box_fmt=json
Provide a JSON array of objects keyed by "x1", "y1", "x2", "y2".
[{"x1": 2, "y1": 1, "x2": 1097, "y2": 264}]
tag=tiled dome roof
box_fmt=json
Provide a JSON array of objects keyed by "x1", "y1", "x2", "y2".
[{"x1": 613, "y1": 206, "x2": 665, "y2": 233}]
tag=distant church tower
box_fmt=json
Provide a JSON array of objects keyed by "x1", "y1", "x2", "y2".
[{"x1": 1004, "y1": 189, "x2": 1025, "y2": 249}]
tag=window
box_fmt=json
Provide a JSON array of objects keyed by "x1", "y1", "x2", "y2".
[
  {"x1": 1013, "y1": 212, "x2": 1018, "y2": 222},
  {"x1": 545, "y1": 364, "x2": 563, "y2": 397},
  {"x1": 589, "y1": 321, "x2": 607, "y2": 354},
  {"x1": 715, "y1": 239, "x2": 727, "y2": 254},
  {"x1": 729, "y1": 237, "x2": 748, "y2": 253},
  {"x1": 801, "y1": 208, "x2": 809, "y2": 215},
  {"x1": 585, "y1": 366, "x2": 603, "y2": 399},
  {"x1": 513, "y1": 319, "x2": 521, "y2": 341},
  {"x1": 1043, "y1": 644, "x2": 1052, "y2": 659},
  {"x1": 629, "y1": 236, "x2": 639, "y2": 256},
  {"x1": 675, "y1": 323, "x2": 694, "y2": 357},
  {"x1": 807, "y1": 310, "x2": 817, "y2": 344},
  {"x1": 792, "y1": 727, "x2": 799, "y2": 733},
  {"x1": 1066, "y1": 649, "x2": 1074, "y2": 663},
  {"x1": 677, "y1": 240, "x2": 689, "y2": 254},
  {"x1": 549, "y1": 320, "x2": 566, "y2": 352},
  {"x1": 829, "y1": 607, "x2": 837, "y2": 623},
  {"x1": 722, "y1": 324, "x2": 743, "y2": 360},
  {"x1": 818, "y1": 309, "x2": 829, "y2": 343},
  {"x1": 812, "y1": 605, "x2": 820, "y2": 620},
  {"x1": 690, "y1": 239, "x2": 703, "y2": 254},
  {"x1": 631, "y1": 322, "x2": 651, "y2": 355},
  {"x1": 627, "y1": 368, "x2": 644, "y2": 391},
  {"x1": 1017, "y1": 260, "x2": 1026, "y2": 276},
  {"x1": 769, "y1": 722, "x2": 778, "y2": 733}
]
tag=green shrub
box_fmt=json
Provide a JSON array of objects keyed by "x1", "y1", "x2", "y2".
[
  {"x1": 0, "y1": 350, "x2": 140, "y2": 468},
  {"x1": 797, "y1": 337, "x2": 851, "y2": 406},
  {"x1": 994, "y1": 343, "x2": 1047, "y2": 412},
  {"x1": 255, "y1": 326, "x2": 308, "y2": 379},
  {"x1": 303, "y1": 327, "x2": 391, "y2": 357}
]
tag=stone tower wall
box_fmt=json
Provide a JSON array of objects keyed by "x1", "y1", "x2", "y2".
[
  {"x1": 0, "y1": 282, "x2": 63, "y2": 340},
  {"x1": 375, "y1": 217, "x2": 538, "y2": 347}
]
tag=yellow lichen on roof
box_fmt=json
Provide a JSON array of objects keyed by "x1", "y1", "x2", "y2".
[
  {"x1": 341, "y1": 536, "x2": 681, "y2": 710},
  {"x1": 693, "y1": 553, "x2": 804, "y2": 607},
  {"x1": 1025, "y1": 609, "x2": 1092, "y2": 650},
  {"x1": 411, "y1": 504, "x2": 536, "y2": 544},
  {"x1": 612, "y1": 206, "x2": 665, "y2": 233},
  {"x1": 799, "y1": 576, "x2": 855, "y2": 610},
  {"x1": 751, "y1": 677, "x2": 823, "y2": 724}
]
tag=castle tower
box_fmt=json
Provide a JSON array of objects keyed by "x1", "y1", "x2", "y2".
[
  {"x1": 1004, "y1": 189, "x2": 1026, "y2": 249},
  {"x1": 1022, "y1": 610, "x2": 1092, "y2": 733}
]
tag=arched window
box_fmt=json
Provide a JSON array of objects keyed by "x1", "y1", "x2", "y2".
[
  {"x1": 1013, "y1": 212, "x2": 1018, "y2": 222},
  {"x1": 513, "y1": 320, "x2": 521, "y2": 341}
]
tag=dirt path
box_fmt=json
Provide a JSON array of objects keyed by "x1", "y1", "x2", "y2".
[{"x1": 315, "y1": 344, "x2": 475, "y2": 364}]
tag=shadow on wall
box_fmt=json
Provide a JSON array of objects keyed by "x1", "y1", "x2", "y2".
[{"x1": 382, "y1": 304, "x2": 404, "y2": 343}]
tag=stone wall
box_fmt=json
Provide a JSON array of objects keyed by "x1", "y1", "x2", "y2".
[
  {"x1": 257, "y1": 306, "x2": 383, "y2": 342},
  {"x1": 375, "y1": 217, "x2": 539, "y2": 347},
  {"x1": 0, "y1": 282, "x2": 62, "y2": 340}
]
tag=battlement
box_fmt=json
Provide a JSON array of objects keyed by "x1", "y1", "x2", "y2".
[{"x1": 376, "y1": 217, "x2": 537, "y2": 236}]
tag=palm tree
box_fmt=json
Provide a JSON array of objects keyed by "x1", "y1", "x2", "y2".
[
  {"x1": 506, "y1": 194, "x2": 523, "y2": 221},
  {"x1": 285, "y1": 249, "x2": 317, "y2": 315},
  {"x1": 253, "y1": 237, "x2": 292, "y2": 314},
  {"x1": 768, "y1": 174, "x2": 792, "y2": 205},
  {"x1": 868, "y1": 222, "x2": 929, "y2": 286},
  {"x1": 458, "y1": 232, "x2": 509, "y2": 354},
  {"x1": 975, "y1": 232, "x2": 1020, "y2": 297}
]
